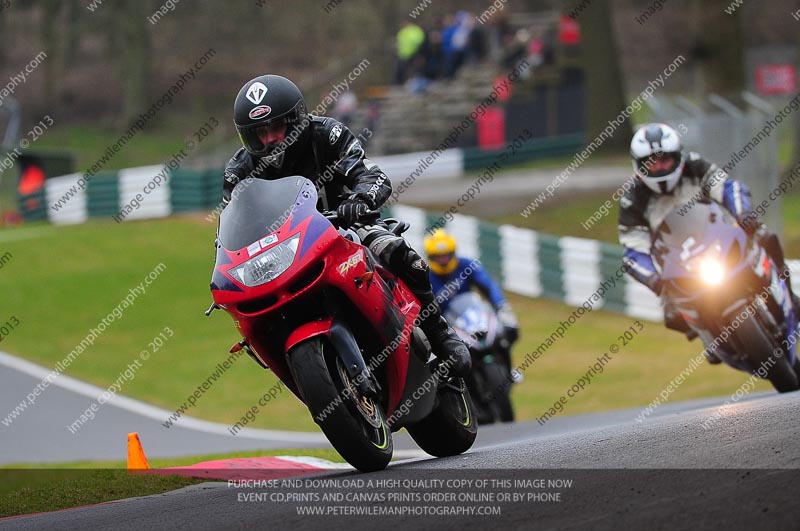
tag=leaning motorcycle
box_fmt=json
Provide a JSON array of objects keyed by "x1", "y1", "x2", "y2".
[
  {"x1": 445, "y1": 292, "x2": 515, "y2": 424},
  {"x1": 652, "y1": 201, "x2": 800, "y2": 392},
  {"x1": 208, "y1": 176, "x2": 476, "y2": 471}
]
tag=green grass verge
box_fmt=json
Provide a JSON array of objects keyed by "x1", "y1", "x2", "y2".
[
  {"x1": 31, "y1": 112, "x2": 235, "y2": 173},
  {"x1": 4, "y1": 448, "x2": 345, "y2": 469},
  {"x1": 0, "y1": 216, "x2": 776, "y2": 435},
  {"x1": 0, "y1": 448, "x2": 343, "y2": 518},
  {"x1": 1, "y1": 216, "x2": 321, "y2": 433},
  {"x1": 34, "y1": 122, "x2": 189, "y2": 173},
  {"x1": 0, "y1": 470, "x2": 200, "y2": 519}
]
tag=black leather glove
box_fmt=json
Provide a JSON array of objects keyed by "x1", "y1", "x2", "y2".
[
  {"x1": 503, "y1": 325, "x2": 520, "y2": 344},
  {"x1": 737, "y1": 212, "x2": 764, "y2": 238},
  {"x1": 497, "y1": 303, "x2": 519, "y2": 344},
  {"x1": 337, "y1": 197, "x2": 370, "y2": 228}
]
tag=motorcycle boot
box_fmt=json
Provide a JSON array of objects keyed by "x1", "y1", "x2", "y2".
[
  {"x1": 414, "y1": 288, "x2": 472, "y2": 377},
  {"x1": 779, "y1": 263, "x2": 800, "y2": 316},
  {"x1": 757, "y1": 229, "x2": 800, "y2": 315},
  {"x1": 777, "y1": 265, "x2": 800, "y2": 317},
  {"x1": 703, "y1": 349, "x2": 723, "y2": 365},
  {"x1": 663, "y1": 299, "x2": 699, "y2": 342}
]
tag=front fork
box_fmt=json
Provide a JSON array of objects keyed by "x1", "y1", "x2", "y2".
[
  {"x1": 684, "y1": 289, "x2": 786, "y2": 370},
  {"x1": 285, "y1": 316, "x2": 380, "y2": 397},
  {"x1": 328, "y1": 319, "x2": 381, "y2": 396}
]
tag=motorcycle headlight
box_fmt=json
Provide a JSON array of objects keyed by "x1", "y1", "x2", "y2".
[
  {"x1": 698, "y1": 257, "x2": 725, "y2": 286},
  {"x1": 231, "y1": 234, "x2": 300, "y2": 287},
  {"x1": 685, "y1": 242, "x2": 726, "y2": 287}
]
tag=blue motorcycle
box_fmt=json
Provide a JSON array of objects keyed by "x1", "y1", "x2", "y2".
[{"x1": 652, "y1": 201, "x2": 800, "y2": 392}]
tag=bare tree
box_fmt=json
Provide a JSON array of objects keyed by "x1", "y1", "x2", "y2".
[
  {"x1": 795, "y1": 29, "x2": 800, "y2": 171},
  {"x1": 688, "y1": 0, "x2": 745, "y2": 97},
  {"x1": 40, "y1": 0, "x2": 62, "y2": 105},
  {"x1": 578, "y1": 0, "x2": 633, "y2": 152},
  {"x1": 112, "y1": 0, "x2": 152, "y2": 126}
]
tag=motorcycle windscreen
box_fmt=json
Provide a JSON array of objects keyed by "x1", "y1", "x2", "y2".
[
  {"x1": 218, "y1": 176, "x2": 317, "y2": 251},
  {"x1": 444, "y1": 292, "x2": 489, "y2": 323},
  {"x1": 655, "y1": 203, "x2": 713, "y2": 247},
  {"x1": 652, "y1": 202, "x2": 741, "y2": 272},
  {"x1": 443, "y1": 292, "x2": 496, "y2": 343},
  {"x1": 653, "y1": 203, "x2": 735, "y2": 249}
]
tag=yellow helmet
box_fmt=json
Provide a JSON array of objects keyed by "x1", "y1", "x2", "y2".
[{"x1": 424, "y1": 229, "x2": 458, "y2": 275}]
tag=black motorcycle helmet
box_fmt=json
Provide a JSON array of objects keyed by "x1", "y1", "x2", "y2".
[{"x1": 233, "y1": 75, "x2": 310, "y2": 168}]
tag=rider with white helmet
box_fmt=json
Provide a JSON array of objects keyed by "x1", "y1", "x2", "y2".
[{"x1": 618, "y1": 123, "x2": 799, "y2": 355}]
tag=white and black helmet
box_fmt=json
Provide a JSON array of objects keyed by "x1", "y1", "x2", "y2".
[{"x1": 630, "y1": 123, "x2": 685, "y2": 194}]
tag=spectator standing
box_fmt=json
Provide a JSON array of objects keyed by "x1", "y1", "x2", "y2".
[{"x1": 395, "y1": 20, "x2": 426, "y2": 84}]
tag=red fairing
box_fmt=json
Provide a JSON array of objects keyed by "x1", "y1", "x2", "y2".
[
  {"x1": 211, "y1": 205, "x2": 422, "y2": 417},
  {"x1": 285, "y1": 318, "x2": 334, "y2": 353},
  {"x1": 211, "y1": 212, "x2": 338, "y2": 308}
]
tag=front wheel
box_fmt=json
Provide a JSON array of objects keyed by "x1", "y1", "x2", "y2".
[
  {"x1": 290, "y1": 338, "x2": 392, "y2": 472},
  {"x1": 407, "y1": 378, "x2": 477, "y2": 457},
  {"x1": 483, "y1": 362, "x2": 515, "y2": 423},
  {"x1": 734, "y1": 317, "x2": 799, "y2": 393}
]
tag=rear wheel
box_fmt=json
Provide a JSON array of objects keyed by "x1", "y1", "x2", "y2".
[
  {"x1": 407, "y1": 377, "x2": 477, "y2": 457},
  {"x1": 290, "y1": 338, "x2": 392, "y2": 471}
]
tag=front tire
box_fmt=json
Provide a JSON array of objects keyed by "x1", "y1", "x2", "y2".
[
  {"x1": 290, "y1": 338, "x2": 392, "y2": 471},
  {"x1": 406, "y1": 378, "x2": 477, "y2": 457},
  {"x1": 734, "y1": 317, "x2": 799, "y2": 393}
]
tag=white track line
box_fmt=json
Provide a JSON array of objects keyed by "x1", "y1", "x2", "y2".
[
  {"x1": 0, "y1": 351, "x2": 326, "y2": 443},
  {"x1": 276, "y1": 455, "x2": 353, "y2": 469}
]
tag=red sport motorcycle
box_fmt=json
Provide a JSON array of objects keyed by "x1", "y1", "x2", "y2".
[{"x1": 208, "y1": 176, "x2": 476, "y2": 471}]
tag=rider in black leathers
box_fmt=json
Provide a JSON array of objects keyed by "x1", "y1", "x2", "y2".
[{"x1": 221, "y1": 74, "x2": 471, "y2": 377}]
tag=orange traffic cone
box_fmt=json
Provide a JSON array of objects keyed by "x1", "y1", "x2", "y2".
[{"x1": 127, "y1": 432, "x2": 150, "y2": 470}]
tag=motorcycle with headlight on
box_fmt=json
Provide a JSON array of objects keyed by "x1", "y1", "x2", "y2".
[
  {"x1": 207, "y1": 176, "x2": 476, "y2": 472},
  {"x1": 652, "y1": 201, "x2": 800, "y2": 392}
]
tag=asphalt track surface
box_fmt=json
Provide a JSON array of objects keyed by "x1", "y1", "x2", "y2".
[
  {"x1": 0, "y1": 355, "x2": 326, "y2": 465},
  {"x1": 2, "y1": 348, "x2": 800, "y2": 531},
  {"x1": 0, "y1": 351, "x2": 736, "y2": 465}
]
